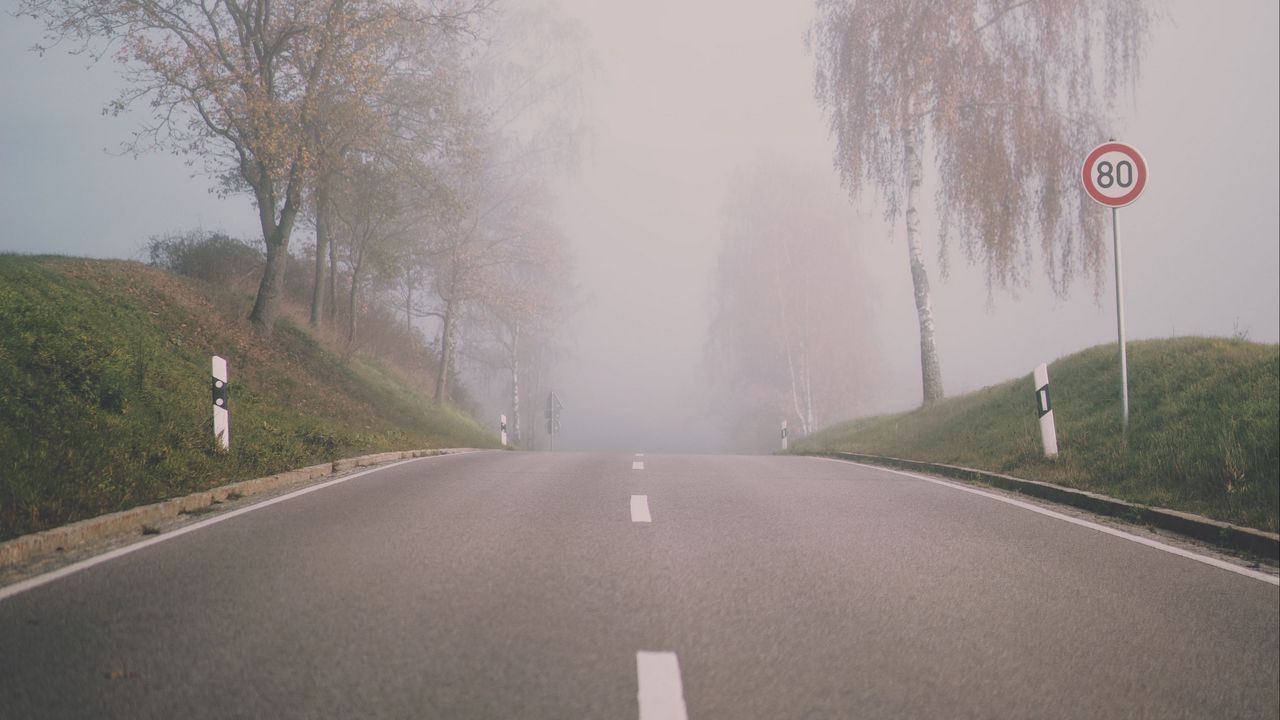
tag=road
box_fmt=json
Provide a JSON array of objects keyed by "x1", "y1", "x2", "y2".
[{"x1": 1, "y1": 451, "x2": 1276, "y2": 719}]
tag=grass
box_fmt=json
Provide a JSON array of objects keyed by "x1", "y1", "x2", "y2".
[
  {"x1": 0, "y1": 255, "x2": 496, "y2": 542},
  {"x1": 795, "y1": 337, "x2": 1280, "y2": 532}
]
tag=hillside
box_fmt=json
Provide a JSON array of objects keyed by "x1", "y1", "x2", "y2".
[
  {"x1": 796, "y1": 337, "x2": 1280, "y2": 532},
  {"x1": 0, "y1": 255, "x2": 496, "y2": 541}
]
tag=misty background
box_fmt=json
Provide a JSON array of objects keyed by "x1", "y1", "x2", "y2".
[{"x1": 1, "y1": 0, "x2": 1277, "y2": 453}]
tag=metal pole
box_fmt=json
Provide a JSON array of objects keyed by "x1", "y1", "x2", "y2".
[{"x1": 1112, "y1": 207, "x2": 1129, "y2": 431}]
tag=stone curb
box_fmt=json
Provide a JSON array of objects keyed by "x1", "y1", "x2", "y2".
[
  {"x1": 0, "y1": 448, "x2": 479, "y2": 569},
  {"x1": 810, "y1": 451, "x2": 1280, "y2": 562}
]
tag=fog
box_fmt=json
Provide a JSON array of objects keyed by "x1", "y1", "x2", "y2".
[{"x1": 1, "y1": 0, "x2": 1277, "y2": 453}]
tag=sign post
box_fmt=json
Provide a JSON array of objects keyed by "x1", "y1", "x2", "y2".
[
  {"x1": 211, "y1": 356, "x2": 230, "y2": 450},
  {"x1": 545, "y1": 391, "x2": 563, "y2": 451},
  {"x1": 1082, "y1": 141, "x2": 1147, "y2": 431},
  {"x1": 780, "y1": 419, "x2": 788, "y2": 452},
  {"x1": 500, "y1": 414, "x2": 508, "y2": 447}
]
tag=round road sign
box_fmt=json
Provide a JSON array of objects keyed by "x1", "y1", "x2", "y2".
[{"x1": 1082, "y1": 142, "x2": 1147, "y2": 208}]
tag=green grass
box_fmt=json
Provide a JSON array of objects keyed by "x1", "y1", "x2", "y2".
[
  {"x1": 795, "y1": 337, "x2": 1280, "y2": 532},
  {"x1": 0, "y1": 255, "x2": 495, "y2": 541}
]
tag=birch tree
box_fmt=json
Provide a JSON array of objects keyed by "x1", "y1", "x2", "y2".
[
  {"x1": 707, "y1": 160, "x2": 882, "y2": 449},
  {"x1": 476, "y1": 200, "x2": 573, "y2": 446},
  {"x1": 809, "y1": 0, "x2": 1154, "y2": 404}
]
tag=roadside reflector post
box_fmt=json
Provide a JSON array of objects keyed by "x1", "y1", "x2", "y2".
[
  {"x1": 212, "y1": 355, "x2": 230, "y2": 451},
  {"x1": 781, "y1": 419, "x2": 789, "y2": 451},
  {"x1": 1034, "y1": 363, "x2": 1058, "y2": 459},
  {"x1": 500, "y1": 414, "x2": 508, "y2": 447}
]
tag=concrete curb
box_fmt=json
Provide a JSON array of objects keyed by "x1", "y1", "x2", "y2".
[
  {"x1": 810, "y1": 451, "x2": 1280, "y2": 562},
  {"x1": 0, "y1": 448, "x2": 481, "y2": 569}
]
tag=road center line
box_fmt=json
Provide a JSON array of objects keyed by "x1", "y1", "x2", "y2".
[
  {"x1": 633, "y1": 461, "x2": 645, "y2": 470},
  {"x1": 636, "y1": 651, "x2": 688, "y2": 720},
  {"x1": 631, "y1": 495, "x2": 651, "y2": 523},
  {"x1": 809, "y1": 456, "x2": 1279, "y2": 586}
]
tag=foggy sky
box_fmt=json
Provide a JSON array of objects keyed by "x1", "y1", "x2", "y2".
[{"x1": 1, "y1": 0, "x2": 1277, "y2": 453}]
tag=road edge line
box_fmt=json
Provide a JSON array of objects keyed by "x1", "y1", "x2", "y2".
[
  {"x1": 0, "y1": 451, "x2": 488, "y2": 602},
  {"x1": 801, "y1": 451, "x2": 1279, "y2": 561},
  {"x1": 807, "y1": 455, "x2": 1279, "y2": 587}
]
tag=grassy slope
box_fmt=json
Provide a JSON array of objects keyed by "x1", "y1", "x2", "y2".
[
  {"x1": 0, "y1": 256, "x2": 495, "y2": 541},
  {"x1": 796, "y1": 338, "x2": 1279, "y2": 532}
]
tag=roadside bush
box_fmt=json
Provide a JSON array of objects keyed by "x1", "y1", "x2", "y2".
[{"x1": 147, "y1": 229, "x2": 264, "y2": 288}]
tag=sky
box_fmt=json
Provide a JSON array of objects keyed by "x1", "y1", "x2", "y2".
[{"x1": 1, "y1": 0, "x2": 1277, "y2": 453}]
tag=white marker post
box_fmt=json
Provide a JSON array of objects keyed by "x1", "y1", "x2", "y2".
[
  {"x1": 212, "y1": 356, "x2": 230, "y2": 450},
  {"x1": 500, "y1": 414, "x2": 508, "y2": 447},
  {"x1": 1034, "y1": 363, "x2": 1058, "y2": 459},
  {"x1": 780, "y1": 419, "x2": 789, "y2": 451},
  {"x1": 1082, "y1": 141, "x2": 1147, "y2": 431}
]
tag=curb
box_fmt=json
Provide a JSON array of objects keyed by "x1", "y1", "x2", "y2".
[
  {"x1": 810, "y1": 451, "x2": 1280, "y2": 562},
  {"x1": 0, "y1": 448, "x2": 481, "y2": 569}
]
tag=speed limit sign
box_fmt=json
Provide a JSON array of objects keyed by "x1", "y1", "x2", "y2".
[
  {"x1": 1083, "y1": 139, "x2": 1147, "y2": 432},
  {"x1": 1082, "y1": 142, "x2": 1147, "y2": 207}
]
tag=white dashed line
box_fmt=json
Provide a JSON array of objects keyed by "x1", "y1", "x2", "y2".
[
  {"x1": 633, "y1": 461, "x2": 645, "y2": 470},
  {"x1": 635, "y1": 453, "x2": 645, "y2": 457},
  {"x1": 636, "y1": 651, "x2": 688, "y2": 720},
  {"x1": 631, "y1": 495, "x2": 651, "y2": 523}
]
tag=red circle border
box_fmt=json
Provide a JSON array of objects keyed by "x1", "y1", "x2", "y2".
[{"x1": 1081, "y1": 142, "x2": 1147, "y2": 208}]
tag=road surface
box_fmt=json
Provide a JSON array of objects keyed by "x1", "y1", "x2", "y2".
[{"x1": 1, "y1": 451, "x2": 1276, "y2": 718}]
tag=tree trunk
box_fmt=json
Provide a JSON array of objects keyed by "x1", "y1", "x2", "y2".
[
  {"x1": 327, "y1": 225, "x2": 338, "y2": 328},
  {"x1": 346, "y1": 252, "x2": 363, "y2": 354},
  {"x1": 511, "y1": 321, "x2": 521, "y2": 446},
  {"x1": 433, "y1": 300, "x2": 454, "y2": 404},
  {"x1": 903, "y1": 131, "x2": 945, "y2": 405},
  {"x1": 405, "y1": 268, "x2": 413, "y2": 337},
  {"x1": 800, "y1": 335, "x2": 814, "y2": 434},
  {"x1": 250, "y1": 230, "x2": 290, "y2": 332},
  {"x1": 310, "y1": 177, "x2": 331, "y2": 328}
]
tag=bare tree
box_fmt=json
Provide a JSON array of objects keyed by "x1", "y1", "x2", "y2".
[
  {"x1": 18, "y1": 0, "x2": 486, "y2": 333},
  {"x1": 809, "y1": 0, "x2": 1154, "y2": 404}
]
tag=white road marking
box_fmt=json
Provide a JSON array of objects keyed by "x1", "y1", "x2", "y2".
[
  {"x1": 810, "y1": 456, "x2": 1280, "y2": 586},
  {"x1": 636, "y1": 453, "x2": 645, "y2": 457},
  {"x1": 633, "y1": 461, "x2": 645, "y2": 470},
  {"x1": 0, "y1": 453, "x2": 483, "y2": 603},
  {"x1": 631, "y1": 495, "x2": 652, "y2": 523},
  {"x1": 636, "y1": 651, "x2": 688, "y2": 720}
]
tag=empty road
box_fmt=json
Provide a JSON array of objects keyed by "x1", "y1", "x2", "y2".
[{"x1": 1, "y1": 451, "x2": 1276, "y2": 718}]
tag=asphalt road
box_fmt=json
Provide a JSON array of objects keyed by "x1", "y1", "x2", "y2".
[{"x1": 1, "y1": 451, "x2": 1276, "y2": 719}]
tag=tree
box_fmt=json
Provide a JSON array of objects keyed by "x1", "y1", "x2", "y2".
[
  {"x1": 305, "y1": 11, "x2": 476, "y2": 330},
  {"x1": 19, "y1": 0, "x2": 486, "y2": 333},
  {"x1": 476, "y1": 196, "x2": 574, "y2": 446},
  {"x1": 809, "y1": 0, "x2": 1154, "y2": 404},
  {"x1": 707, "y1": 159, "x2": 882, "y2": 450},
  {"x1": 330, "y1": 158, "x2": 411, "y2": 354},
  {"x1": 415, "y1": 1, "x2": 588, "y2": 406}
]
